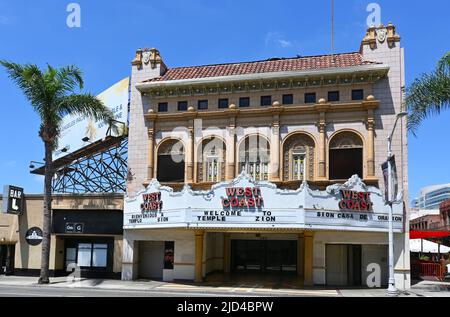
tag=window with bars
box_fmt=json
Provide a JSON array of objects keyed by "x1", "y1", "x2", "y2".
[
  {"x1": 292, "y1": 151, "x2": 306, "y2": 181},
  {"x1": 240, "y1": 161, "x2": 269, "y2": 181},
  {"x1": 206, "y1": 156, "x2": 220, "y2": 182},
  {"x1": 239, "y1": 136, "x2": 270, "y2": 181}
]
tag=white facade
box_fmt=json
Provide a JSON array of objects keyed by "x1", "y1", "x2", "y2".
[{"x1": 122, "y1": 173, "x2": 409, "y2": 289}]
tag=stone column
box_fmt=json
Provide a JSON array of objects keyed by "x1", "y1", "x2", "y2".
[
  {"x1": 316, "y1": 101, "x2": 329, "y2": 180},
  {"x1": 270, "y1": 123, "x2": 280, "y2": 181},
  {"x1": 194, "y1": 230, "x2": 205, "y2": 283},
  {"x1": 186, "y1": 126, "x2": 195, "y2": 184},
  {"x1": 304, "y1": 232, "x2": 314, "y2": 287},
  {"x1": 226, "y1": 110, "x2": 237, "y2": 181},
  {"x1": 269, "y1": 102, "x2": 282, "y2": 182},
  {"x1": 147, "y1": 128, "x2": 155, "y2": 180},
  {"x1": 318, "y1": 118, "x2": 327, "y2": 179},
  {"x1": 367, "y1": 110, "x2": 376, "y2": 178}
]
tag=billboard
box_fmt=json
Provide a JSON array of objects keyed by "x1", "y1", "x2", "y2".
[{"x1": 53, "y1": 77, "x2": 130, "y2": 160}]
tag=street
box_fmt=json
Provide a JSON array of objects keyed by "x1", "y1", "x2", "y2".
[
  {"x1": 0, "y1": 276, "x2": 449, "y2": 297},
  {"x1": 0, "y1": 284, "x2": 236, "y2": 297}
]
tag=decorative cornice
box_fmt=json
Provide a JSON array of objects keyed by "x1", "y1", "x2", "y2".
[
  {"x1": 138, "y1": 65, "x2": 389, "y2": 98},
  {"x1": 386, "y1": 23, "x2": 401, "y2": 46},
  {"x1": 361, "y1": 23, "x2": 401, "y2": 50},
  {"x1": 144, "y1": 99, "x2": 380, "y2": 122},
  {"x1": 132, "y1": 48, "x2": 165, "y2": 69},
  {"x1": 131, "y1": 49, "x2": 142, "y2": 66}
]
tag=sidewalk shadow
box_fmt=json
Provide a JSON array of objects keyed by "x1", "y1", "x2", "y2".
[{"x1": 49, "y1": 278, "x2": 105, "y2": 286}]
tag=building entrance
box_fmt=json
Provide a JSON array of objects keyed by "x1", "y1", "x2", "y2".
[
  {"x1": 0, "y1": 245, "x2": 15, "y2": 275},
  {"x1": 325, "y1": 244, "x2": 388, "y2": 287},
  {"x1": 231, "y1": 240, "x2": 297, "y2": 274}
]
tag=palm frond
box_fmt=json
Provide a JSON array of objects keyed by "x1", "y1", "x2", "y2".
[
  {"x1": 438, "y1": 51, "x2": 450, "y2": 75},
  {"x1": 56, "y1": 65, "x2": 84, "y2": 94},
  {"x1": 57, "y1": 93, "x2": 119, "y2": 135},
  {"x1": 2, "y1": 61, "x2": 120, "y2": 145},
  {"x1": 406, "y1": 52, "x2": 450, "y2": 135},
  {"x1": 0, "y1": 60, "x2": 47, "y2": 116}
]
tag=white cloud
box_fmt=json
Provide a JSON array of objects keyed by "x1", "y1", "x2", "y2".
[
  {"x1": 278, "y1": 39, "x2": 293, "y2": 48},
  {"x1": 265, "y1": 31, "x2": 294, "y2": 49}
]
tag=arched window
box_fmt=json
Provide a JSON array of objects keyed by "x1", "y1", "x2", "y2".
[
  {"x1": 329, "y1": 131, "x2": 363, "y2": 180},
  {"x1": 197, "y1": 137, "x2": 226, "y2": 183},
  {"x1": 238, "y1": 135, "x2": 270, "y2": 181},
  {"x1": 157, "y1": 139, "x2": 185, "y2": 182},
  {"x1": 283, "y1": 134, "x2": 315, "y2": 182}
]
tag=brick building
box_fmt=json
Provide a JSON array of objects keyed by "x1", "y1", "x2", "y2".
[{"x1": 439, "y1": 200, "x2": 450, "y2": 230}]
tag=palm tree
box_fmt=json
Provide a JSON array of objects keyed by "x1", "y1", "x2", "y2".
[
  {"x1": 0, "y1": 61, "x2": 116, "y2": 284},
  {"x1": 406, "y1": 52, "x2": 450, "y2": 135}
]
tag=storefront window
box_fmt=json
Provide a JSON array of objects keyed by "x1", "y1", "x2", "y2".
[
  {"x1": 92, "y1": 244, "x2": 108, "y2": 268},
  {"x1": 77, "y1": 243, "x2": 92, "y2": 267},
  {"x1": 65, "y1": 247, "x2": 77, "y2": 267},
  {"x1": 64, "y1": 238, "x2": 113, "y2": 275},
  {"x1": 70, "y1": 243, "x2": 109, "y2": 268}
]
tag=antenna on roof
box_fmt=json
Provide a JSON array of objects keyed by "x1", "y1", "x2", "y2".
[{"x1": 331, "y1": 0, "x2": 336, "y2": 63}]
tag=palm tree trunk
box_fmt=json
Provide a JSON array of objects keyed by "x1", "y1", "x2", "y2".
[{"x1": 38, "y1": 141, "x2": 53, "y2": 284}]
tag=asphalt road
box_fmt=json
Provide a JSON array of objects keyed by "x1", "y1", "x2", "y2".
[{"x1": 0, "y1": 284, "x2": 246, "y2": 297}]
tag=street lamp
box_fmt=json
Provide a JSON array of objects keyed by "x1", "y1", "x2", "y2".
[
  {"x1": 29, "y1": 161, "x2": 44, "y2": 169},
  {"x1": 386, "y1": 110, "x2": 408, "y2": 297}
]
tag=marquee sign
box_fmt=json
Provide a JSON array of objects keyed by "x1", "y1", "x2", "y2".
[
  {"x1": 222, "y1": 187, "x2": 264, "y2": 209},
  {"x1": 339, "y1": 190, "x2": 373, "y2": 212},
  {"x1": 124, "y1": 173, "x2": 404, "y2": 233}
]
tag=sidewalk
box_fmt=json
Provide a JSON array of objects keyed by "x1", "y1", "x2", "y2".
[
  {"x1": 0, "y1": 275, "x2": 448, "y2": 297},
  {"x1": 0, "y1": 276, "x2": 339, "y2": 297}
]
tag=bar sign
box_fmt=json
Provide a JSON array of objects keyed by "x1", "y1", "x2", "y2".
[{"x1": 2, "y1": 185, "x2": 24, "y2": 215}]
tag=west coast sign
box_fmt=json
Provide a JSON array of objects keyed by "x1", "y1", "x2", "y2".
[
  {"x1": 339, "y1": 190, "x2": 373, "y2": 212},
  {"x1": 124, "y1": 173, "x2": 404, "y2": 232}
]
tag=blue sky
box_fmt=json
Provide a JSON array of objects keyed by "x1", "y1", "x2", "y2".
[{"x1": 0, "y1": 0, "x2": 449, "y2": 201}]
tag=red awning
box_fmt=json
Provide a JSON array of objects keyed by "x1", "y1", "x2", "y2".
[{"x1": 410, "y1": 230, "x2": 450, "y2": 239}]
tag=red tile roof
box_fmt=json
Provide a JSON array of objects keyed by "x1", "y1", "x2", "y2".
[{"x1": 144, "y1": 52, "x2": 378, "y2": 83}]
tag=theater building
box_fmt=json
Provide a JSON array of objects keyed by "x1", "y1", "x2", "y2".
[{"x1": 123, "y1": 24, "x2": 410, "y2": 289}]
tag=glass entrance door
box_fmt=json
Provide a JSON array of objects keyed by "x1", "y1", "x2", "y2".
[{"x1": 231, "y1": 240, "x2": 297, "y2": 274}]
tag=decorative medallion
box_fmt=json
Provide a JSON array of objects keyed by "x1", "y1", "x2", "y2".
[
  {"x1": 377, "y1": 28, "x2": 387, "y2": 43},
  {"x1": 142, "y1": 51, "x2": 151, "y2": 64}
]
